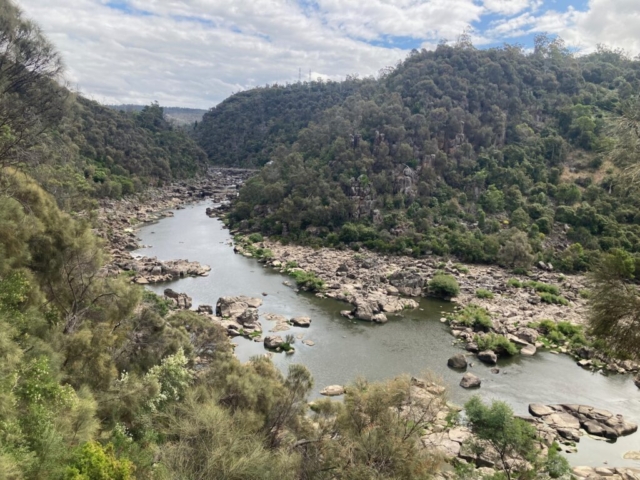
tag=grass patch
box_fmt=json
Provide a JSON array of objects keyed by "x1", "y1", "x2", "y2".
[
  {"x1": 539, "y1": 292, "x2": 568, "y2": 305},
  {"x1": 507, "y1": 278, "x2": 523, "y2": 288},
  {"x1": 475, "y1": 333, "x2": 519, "y2": 356},
  {"x1": 248, "y1": 233, "x2": 264, "y2": 243},
  {"x1": 449, "y1": 304, "x2": 493, "y2": 331},
  {"x1": 525, "y1": 281, "x2": 560, "y2": 296},
  {"x1": 475, "y1": 288, "x2": 494, "y2": 299}
]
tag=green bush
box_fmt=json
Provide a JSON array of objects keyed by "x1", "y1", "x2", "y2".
[
  {"x1": 428, "y1": 274, "x2": 460, "y2": 299},
  {"x1": 475, "y1": 288, "x2": 494, "y2": 299},
  {"x1": 247, "y1": 233, "x2": 264, "y2": 243},
  {"x1": 539, "y1": 292, "x2": 569, "y2": 305},
  {"x1": 450, "y1": 305, "x2": 493, "y2": 331},
  {"x1": 525, "y1": 281, "x2": 560, "y2": 296},
  {"x1": 507, "y1": 278, "x2": 523, "y2": 288},
  {"x1": 475, "y1": 333, "x2": 519, "y2": 356},
  {"x1": 288, "y1": 270, "x2": 325, "y2": 292}
]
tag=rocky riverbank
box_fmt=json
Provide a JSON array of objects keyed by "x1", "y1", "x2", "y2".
[
  {"x1": 232, "y1": 236, "x2": 640, "y2": 378},
  {"x1": 97, "y1": 168, "x2": 253, "y2": 280}
]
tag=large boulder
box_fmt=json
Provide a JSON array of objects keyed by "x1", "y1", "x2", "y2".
[
  {"x1": 291, "y1": 316, "x2": 311, "y2": 327},
  {"x1": 320, "y1": 385, "x2": 345, "y2": 396},
  {"x1": 237, "y1": 308, "x2": 259, "y2": 326},
  {"x1": 460, "y1": 373, "x2": 481, "y2": 389},
  {"x1": 516, "y1": 328, "x2": 539, "y2": 345},
  {"x1": 264, "y1": 335, "x2": 284, "y2": 349},
  {"x1": 353, "y1": 298, "x2": 378, "y2": 321},
  {"x1": 520, "y1": 344, "x2": 536, "y2": 356},
  {"x1": 447, "y1": 354, "x2": 468, "y2": 369},
  {"x1": 163, "y1": 289, "x2": 192, "y2": 309},
  {"x1": 388, "y1": 271, "x2": 425, "y2": 296},
  {"x1": 477, "y1": 350, "x2": 498, "y2": 365},
  {"x1": 216, "y1": 296, "x2": 263, "y2": 319}
]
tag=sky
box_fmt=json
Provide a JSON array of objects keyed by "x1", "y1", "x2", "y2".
[{"x1": 15, "y1": 0, "x2": 640, "y2": 109}]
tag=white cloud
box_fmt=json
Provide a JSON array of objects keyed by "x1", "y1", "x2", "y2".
[
  {"x1": 483, "y1": 0, "x2": 541, "y2": 16},
  {"x1": 13, "y1": 0, "x2": 640, "y2": 109}
]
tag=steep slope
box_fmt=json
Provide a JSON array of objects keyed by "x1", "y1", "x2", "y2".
[
  {"x1": 229, "y1": 41, "x2": 640, "y2": 272},
  {"x1": 194, "y1": 78, "x2": 370, "y2": 167}
]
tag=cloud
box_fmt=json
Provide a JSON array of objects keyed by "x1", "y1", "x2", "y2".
[{"x1": 13, "y1": 0, "x2": 640, "y2": 109}]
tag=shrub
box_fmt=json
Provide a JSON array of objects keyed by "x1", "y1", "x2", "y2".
[
  {"x1": 449, "y1": 304, "x2": 493, "y2": 330},
  {"x1": 475, "y1": 288, "x2": 494, "y2": 299},
  {"x1": 475, "y1": 333, "x2": 519, "y2": 356},
  {"x1": 507, "y1": 278, "x2": 523, "y2": 288},
  {"x1": 428, "y1": 274, "x2": 460, "y2": 299},
  {"x1": 539, "y1": 292, "x2": 569, "y2": 305},
  {"x1": 247, "y1": 233, "x2": 263, "y2": 243},
  {"x1": 525, "y1": 281, "x2": 560, "y2": 296},
  {"x1": 288, "y1": 270, "x2": 325, "y2": 292}
]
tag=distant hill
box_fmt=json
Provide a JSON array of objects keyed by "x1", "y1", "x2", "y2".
[
  {"x1": 107, "y1": 104, "x2": 208, "y2": 125},
  {"x1": 217, "y1": 40, "x2": 640, "y2": 273}
]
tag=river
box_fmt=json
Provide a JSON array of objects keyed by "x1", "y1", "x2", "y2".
[{"x1": 134, "y1": 202, "x2": 640, "y2": 468}]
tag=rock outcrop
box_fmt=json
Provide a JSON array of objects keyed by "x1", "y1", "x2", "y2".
[
  {"x1": 163, "y1": 289, "x2": 192, "y2": 309},
  {"x1": 528, "y1": 403, "x2": 638, "y2": 442},
  {"x1": 460, "y1": 373, "x2": 481, "y2": 388}
]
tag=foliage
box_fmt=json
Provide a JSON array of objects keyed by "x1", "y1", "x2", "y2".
[
  {"x1": 64, "y1": 442, "x2": 134, "y2": 480},
  {"x1": 225, "y1": 41, "x2": 640, "y2": 272},
  {"x1": 287, "y1": 269, "x2": 325, "y2": 292},
  {"x1": 539, "y1": 292, "x2": 569, "y2": 306},
  {"x1": 587, "y1": 249, "x2": 640, "y2": 359},
  {"x1": 475, "y1": 333, "x2": 519, "y2": 356},
  {"x1": 464, "y1": 396, "x2": 538, "y2": 480},
  {"x1": 428, "y1": 274, "x2": 460, "y2": 299},
  {"x1": 475, "y1": 288, "x2": 494, "y2": 299},
  {"x1": 449, "y1": 304, "x2": 493, "y2": 330}
]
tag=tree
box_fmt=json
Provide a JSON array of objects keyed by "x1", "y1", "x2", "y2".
[
  {"x1": 0, "y1": 0, "x2": 66, "y2": 171},
  {"x1": 498, "y1": 230, "x2": 534, "y2": 271},
  {"x1": 464, "y1": 396, "x2": 537, "y2": 480},
  {"x1": 587, "y1": 249, "x2": 640, "y2": 359}
]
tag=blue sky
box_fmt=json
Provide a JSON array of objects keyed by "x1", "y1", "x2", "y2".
[{"x1": 16, "y1": 0, "x2": 640, "y2": 108}]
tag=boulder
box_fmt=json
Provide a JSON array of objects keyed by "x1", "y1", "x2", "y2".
[
  {"x1": 371, "y1": 313, "x2": 388, "y2": 323},
  {"x1": 529, "y1": 404, "x2": 555, "y2": 417},
  {"x1": 320, "y1": 385, "x2": 345, "y2": 396},
  {"x1": 163, "y1": 289, "x2": 192, "y2": 309},
  {"x1": 477, "y1": 350, "x2": 498, "y2": 365},
  {"x1": 291, "y1": 316, "x2": 312, "y2": 327},
  {"x1": 460, "y1": 372, "x2": 481, "y2": 389},
  {"x1": 238, "y1": 308, "x2": 259, "y2": 326},
  {"x1": 447, "y1": 354, "x2": 468, "y2": 369},
  {"x1": 516, "y1": 328, "x2": 539, "y2": 345},
  {"x1": 388, "y1": 271, "x2": 425, "y2": 296},
  {"x1": 520, "y1": 344, "x2": 537, "y2": 356},
  {"x1": 216, "y1": 296, "x2": 262, "y2": 319},
  {"x1": 196, "y1": 304, "x2": 213, "y2": 314},
  {"x1": 542, "y1": 412, "x2": 580, "y2": 430},
  {"x1": 264, "y1": 336, "x2": 284, "y2": 349},
  {"x1": 353, "y1": 298, "x2": 377, "y2": 321}
]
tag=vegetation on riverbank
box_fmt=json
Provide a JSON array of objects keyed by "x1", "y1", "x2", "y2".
[{"x1": 220, "y1": 37, "x2": 640, "y2": 276}]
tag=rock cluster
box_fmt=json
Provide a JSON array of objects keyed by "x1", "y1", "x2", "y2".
[
  {"x1": 163, "y1": 289, "x2": 192, "y2": 309},
  {"x1": 528, "y1": 403, "x2": 638, "y2": 443},
  {"x1": 215, "y1": 296, "x2": 263, "y2": 337},
  {"x1": 572, "y1": 466, "x2": 640, "y2": 480},
  {"x1": 127, "y1": 257, "x2": 211, "y2": 284},
  {"x1": 99, "y1": 168, "x2": 253, "y2": 279}
]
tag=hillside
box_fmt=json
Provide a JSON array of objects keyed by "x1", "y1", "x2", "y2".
[
  {"x1": 194, "y1": 78, "x2": 371, "y2": 167},
  {"x1": 108, "y1": 104, "x2": 208, "y2": 126},
  {"x1": 223, "y1": 39, "x2": 640, "y2": 273}
]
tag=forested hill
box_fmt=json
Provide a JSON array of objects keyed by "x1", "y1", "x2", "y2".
[
  {"x1": 227, "y1": 39, "x2": 640, "y2": 273},
  {"x1": 108, "y1": 104, "x2": 208, "y2": 126},
  {"x1": 0, "y1": 2, "x2": 207, "y2": 209},
  {"x1": 194, "y1": 78, "x2": 371, "y2": 167}
]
